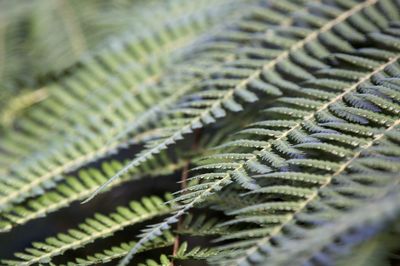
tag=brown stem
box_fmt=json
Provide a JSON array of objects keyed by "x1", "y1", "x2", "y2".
[{"x1": 171, "y1": 129, "x2": 201, "y2": 265}]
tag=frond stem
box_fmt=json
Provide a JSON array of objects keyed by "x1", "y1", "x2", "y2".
[{"x1": 171, "y1": 129, "x2": 201, "y2": 265}]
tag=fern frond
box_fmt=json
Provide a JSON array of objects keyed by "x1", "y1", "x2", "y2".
[
  {"x1": 0, "y1": 0, "x2": 264, "y2": 210},
  {"x1": 244, "y1": 185, "x2": 400, "y2": 266},
  {"x1": 211, "y1": 128, "x2": 400, "y2": 264},
  {"x1": 116, "y1": 3, "x2": 400, "y2": 263},
  {"x1": 1, "y1": 0, "x2": 253, "y2": 150},
  {"x1": 178, "y1": 28, "x2": 400, "y2": 243},
  {"x1": 2, "y1": 194, "x2": 173, "y2": 266},
  {"x1": 2, "y1": 1, "x2": 400, "y2": 265},
  {"x1": 64, "y1": 231, "x2": 175, "y2": 266},
  {"x1": 1, "y1": 9, "x2": 247, "y2": 210},
  {"x1": 0, "y1": 0, "x2": 247, "y2": 153},
  {"x1": 0, "y1": 0, "x2": 246, "y2": 91},
  {"x1": 112, "y1": 0, "x2": 386, "y2": 194},
  {"x1": 195, "y1": 32, "x2": 399, "y2": 200},
  {"x1": 208, "y1": 56, "x2": 400, "y2": 265},
  {"x1": 0, "y1": 155, "x2": 184, "y2": 233},
  {"x1": 85, "y1": 0, "x2": 322, "y2": 202}
]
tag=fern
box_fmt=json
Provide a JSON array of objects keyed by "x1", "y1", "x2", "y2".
[
  {"x1": 0, "y1": 0, "x2": 250, "y2": 210},
  {"x1": 1, "y1": 1, "x2": 400, "y2": 265},
  {"x1": 243, "y1": 185, "x2": 400, "y2": 266},
  {"x1": 206, "y1": 45, "x2": 400, "y2": 264},
  {"x1": 0, "y1": 154, "x2": 184, "y2": 232},
  {"x1": 104, "y1": 0, "x2": 399, "y2": 196},
  {"x1": 119, "y1": 4, "x2": 400, "y2": 263},
  {"x1": 211, "y1": 126, "x2": 400, "y2": 265},
  {"x1": 0, "y1": 0, "x2": 244, "y2": 91},
  {"x1": 85, "y1": 0, "x2": 329, "y2": 198},
  {"x1": 2, "y1": 194, "x2": 173, "y2": 266},
  {"x1": 65, "y1": 231, "x2": 175, "y2": 266}
]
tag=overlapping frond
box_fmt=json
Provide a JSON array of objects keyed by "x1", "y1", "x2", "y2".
[
  {"x1": 205, "y1": 49, "x2": 400, "y2": 265},
  {"x1": 0, "y1": 0, "x2": 245, "y2": 155},
  {"x1": 0, "y1": 0, "x2": 252, "y2": 210},
  {"x1": 110, "y1": 0, "x2": 400, "y2": 196},
  {"x1": 1, "y1": 0, "x2": 252, "y2": 151},
  {"x1": 2, "y1": 194, "x2": 173, "y2": 266},
  {"x1": 119, "y1": 3, "x2": 400, "y2": 263},
  {"x1": 86, "y1": 0, "x2": 322, "y2": 201},
  {"x1": 212, "y1": 126, "x2": 400, "y2": 264},
  {"x1": 1, "y1": 1, "x2": 400, "y2": 265}
]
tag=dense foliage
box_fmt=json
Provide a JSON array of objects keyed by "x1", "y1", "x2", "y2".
[{"x1": 1, "y1": 0, "x2": 400, "y2": 265}]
